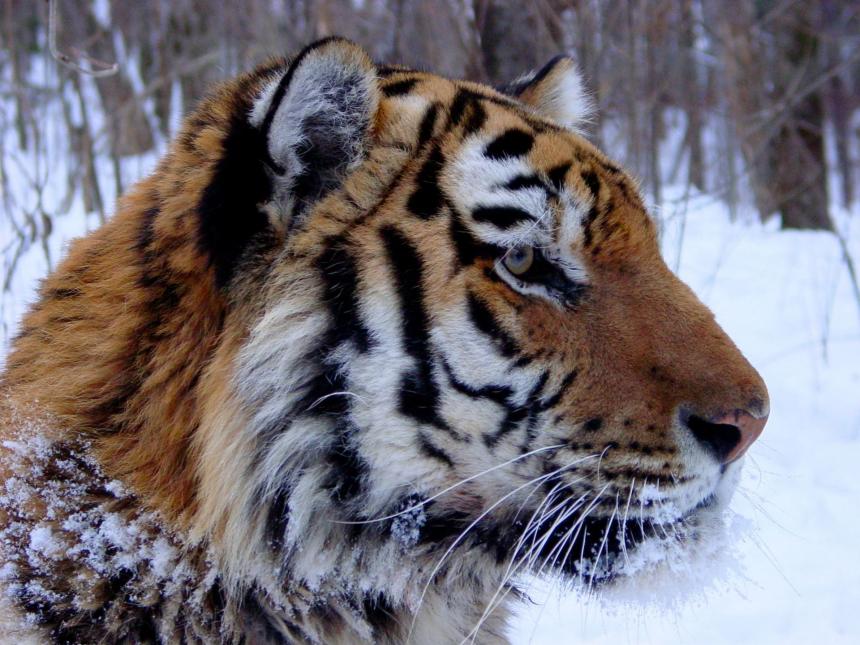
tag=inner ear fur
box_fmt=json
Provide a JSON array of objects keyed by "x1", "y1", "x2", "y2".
[
  {"x1": 502, "y1": 55, "x2": 593, "y2": 132},
  {"x1": 250, "y1": 37, "x2": 380, "y2": 231}
]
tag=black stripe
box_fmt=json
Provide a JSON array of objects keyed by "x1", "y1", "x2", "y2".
[
  {"x1": 265, "y1": 483, "x2": 291, "y2": 550},
  {"x1": 600, "y1": 160, "x2": 622, "y2": 175},
  {"x1": 581, "y1": 169, "x2": 601, "y2": 200},
  {"x1": 449, "y1": 89, "x2": 471, "y2": 126},
  {"x1": 416, "y1": 103, "x2": 440, "y2": 148},
  {"x1": 316, "y1": 237, "x2": 372, "y2": 352},
  {"x1": 500, "y1": 54, "x2": 568, "y2": 96},
  {"x1": 49, "y1": 287, "x2": 81, "y2": 299},
  {"x1": 582, "y1": 205, "x2": 600, "y2": 247},
  {"x1": 440, "y1": 358, "x2": 512, "y2": 405},
  {"x1": 466, "y1": 292, "x2": 518, "y2": 357},
  {"x1": 484, "y1": 371, "x2": 549, "y2": 447},
  {"x1": 547, "y1": 163, "x2": 571, "y2": 191},
  {"x1": 449, "y1": 89, "x2": 487, "y2": 136},
  {"x1": 504, "y1": 174, "x2": 549, "y2": 193},
  {"x1": 580, "y1": 170, "x2": 604, "y2": 248},
  {"x1": 448, "y1": 209, "x2": 501, "y2": 267},
  {"x1": 381, "y1": 226, "x2": 452, "y2": 434},
  {"x1": 363, "y1": 592, "x2": 398, "y2": 634},
  {"x1": 381, "y1": 226, "x2": 427, "y2": 359},
  {"x1": 378, "y1": 65, "x2": 418, "y2": 77},
  {"x1": 197, "y1": 107, "x2": 270, "y2": 289},
  {"x1": 461, "y1": 99, "x2": 488, "y2": 136},
  {"x1": 484, "y1": 129, "x2": 534, "y2": 160},
  {"x1": 485, "y1": 405, "x2": 529, "y2": 447},
  {"x1": 92, "y1": 204, "x2": 185, "y2": 428},
  {"x1": 418, "y1": 507, "x2": 471, "y2": 544},
  {"x1": 537, "y1": 369, "x2": 578, "y2": 411},
  {"x1": 406, "y1": 146, "x2": 445, "y2": 219},
  {"x1": 323, "y1": 426, "x2": 368, "y2": 502},
  {"x1": 418, "y1": 431, "x2": 454, "y2": 466},
  {"x1": 472, "y1": 206, "x2": 535, "y2": 229},
  {"x1": 382, "y1": 78, "x2": 419, "y2": 97}
]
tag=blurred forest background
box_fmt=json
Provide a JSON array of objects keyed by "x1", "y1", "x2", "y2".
[{"x1": 1, "y1": 0, "x2": 859, "y2": 290}]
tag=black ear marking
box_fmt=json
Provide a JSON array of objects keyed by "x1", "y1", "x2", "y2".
[
  {"x1": 259, "y1": 37, "x2": 352, "y2": 175},
  {"x1": 251, "y1": 37, "x2": 380, "y2": 230}
]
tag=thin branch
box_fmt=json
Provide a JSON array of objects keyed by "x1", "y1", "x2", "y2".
[{"x1": 47, "y1": 0, "x2": 118, "y2": 78}]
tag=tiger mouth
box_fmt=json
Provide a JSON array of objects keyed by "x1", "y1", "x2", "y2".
[{"x1": 480, "y1": 491, "x2": 720, "y2": 585}]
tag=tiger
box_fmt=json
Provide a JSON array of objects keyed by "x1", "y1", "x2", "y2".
[{"x1": 0, "y1": 37, "x2": 769, "y2": 644}]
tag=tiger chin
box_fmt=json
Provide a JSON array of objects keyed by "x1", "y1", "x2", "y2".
[{"x1": 0, "y1": 38, "x2": 769, "y2": 644}]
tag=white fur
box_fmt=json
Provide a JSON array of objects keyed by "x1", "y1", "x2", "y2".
[
  {"x1": 514, "y1": 57, "x2": 595, "y2": 132},
  {"x1": 249, "y1": 45, "x2": 379, "y2": 228}
]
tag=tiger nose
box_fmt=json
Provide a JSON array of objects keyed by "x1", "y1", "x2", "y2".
[{"x1": 685, "y1": 409, "x2": 768, "y2": 464}]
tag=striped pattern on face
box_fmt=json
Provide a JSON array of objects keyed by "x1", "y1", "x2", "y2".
[{"x1": 220, "y1": 58, "x2": 764, "y2": 602}]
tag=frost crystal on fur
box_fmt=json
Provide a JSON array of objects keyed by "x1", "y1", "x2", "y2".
[{"x1": 0, "y1": 424, "x2": 225, "y2": 642}]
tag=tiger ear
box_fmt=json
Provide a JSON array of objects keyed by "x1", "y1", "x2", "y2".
[
  {"x1": 502, "y1": 55, "x2": 593, "y2": 132},
  {"x1": 250, "y1": 37, "x2": 380, "y2": 230}
]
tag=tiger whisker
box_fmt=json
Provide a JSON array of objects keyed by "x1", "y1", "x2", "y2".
[
  {"x1": 306, "y1": 390, "x2": 369, "y2": 410},
  {"x1": 585, "y1": 489, "x2": 616, "y2": 592},
  {"x1": 464, "y1": 494, "x2": 586, "y2": 645},
  {"x1": 456, "y1": 464, "x2": 599, "y2": 645},
  {"x1": 736, "y1": 487, "x2": 796, "y2": 535},
  {"x1": 515, "y1": 495, "x2": 601, "y2": 642},
  {"x1": 332, "y1": 442, "x2": 567, "y2": 525},
  {"x1": 555, "y1": 498, "x2": 602, "y2": 592},
  {"x1": 499, "y1": 482, "x2": 567, "y2": 583},
  {"x1": 471, "y1": 485, "x2": 582, "y2": 637},
  {"x1": 513, "y1": 485, "x2": 607, "y2": 619},
  {"x1": 530, "y1": 492, "x2": 592, "y2": 580},
  {"x1": 406, "y1": 457, "x2": 588, "y2": 644},
  {"x1": 620, "y1": 477, "x2": 636, "y2": 567}
]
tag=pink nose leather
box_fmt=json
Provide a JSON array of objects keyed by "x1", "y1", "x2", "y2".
[{"x1": 717, "y1": 409, "x2": 768, "y2": 463}]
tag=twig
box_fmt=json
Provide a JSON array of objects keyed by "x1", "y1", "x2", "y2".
[
  {"x1": 833, "y1": 223, "x2": 860, "y2": 324},
  {"x1": 47, "y1": 0, "x2": 118, "y2": 78}
]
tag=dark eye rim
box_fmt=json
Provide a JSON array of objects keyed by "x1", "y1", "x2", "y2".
[{"x1": 495, "y1": 246, "x2": 588, "y2": 306}]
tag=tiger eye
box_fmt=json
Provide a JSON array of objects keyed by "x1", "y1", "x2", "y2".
[{"x1": 503, "y1": 246, "x2": 534, "y2": 275}]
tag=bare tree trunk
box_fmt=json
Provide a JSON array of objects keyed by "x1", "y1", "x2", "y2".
[
  {"x1": 716, "y1": 0, "x2": 775, "y2": 220},
  {"x1": 680, "y1": 0, "x2": 705, "y2": 191},
  {"x1": 772, "y1": 5, "x2": 832, "y2": 230},
  {"x1": 822, "y1": 0, "x2": 854, "y2": 209},
  {"x1": 645, "y1": 1, "x2": 669, "y2": 205},
  {"x1": 4, "y1": 0, "x2": 32, "y2": 150},
  {"x1": 569, "y1": 0, "x2": 604, "y2": 143},
  {"x1": 476, "y1": 0, "x2": 542, "y2": 84},
  {"x1": 624, "y1": 2, "x2": 642, "y2": 180}
]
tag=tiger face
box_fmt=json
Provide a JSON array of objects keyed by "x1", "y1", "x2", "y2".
[
  {"x1": 1, "y1": 37, "x2": 769, "y2": 642},
  {"x1": 188, "y1": 38, "x2": 768, "y2": 594}
]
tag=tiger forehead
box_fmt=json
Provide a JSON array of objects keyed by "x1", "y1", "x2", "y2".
[{"x1": 379, "y1": 71, "x2": 651, "y2": 249}]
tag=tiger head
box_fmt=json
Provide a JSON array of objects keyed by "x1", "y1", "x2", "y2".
[
  {"x1": 188, "y1": 37, "x2": 768, "y2": 597},
  {"x1": 3, "y1": 37, "x2": 769, "y2": 639}
]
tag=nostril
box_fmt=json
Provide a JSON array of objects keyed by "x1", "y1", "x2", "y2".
[{"x1": 686, "y1": 415, "x2": 742, "y2": 464}]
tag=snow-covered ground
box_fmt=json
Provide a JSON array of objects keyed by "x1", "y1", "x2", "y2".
[{"x1": 513, "y1": 190, "x2": 860, "y2": 644}]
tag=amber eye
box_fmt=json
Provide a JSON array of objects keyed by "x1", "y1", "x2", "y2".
[{"x1": 503, "y1": 246, "x2": 534, "y2": 276}]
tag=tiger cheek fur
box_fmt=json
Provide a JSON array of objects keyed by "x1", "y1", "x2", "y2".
[{"x1": 0, "y1": 38, "x2": 768, "y2": 644}]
